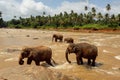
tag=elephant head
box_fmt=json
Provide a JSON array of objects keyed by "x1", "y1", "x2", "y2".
[
  {"x1": 65, "y1": 43, "x2": 79, "y2": 63},
  {"x1": 52, "y1": 34, "x2": 56, "y2": 42},
  {"x1": 19, "y1": 48, "x2": 32, "y2": 65}
]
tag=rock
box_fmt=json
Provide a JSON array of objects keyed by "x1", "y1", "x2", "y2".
[
  {"x1": 0, "y1": 65, "x2": 80, "y2": 80},
  {"x1": 33, "y1": 38, "x2": 39, "y2": 40},
  {"x1": 26, "y1": 35, "x2": 30, "y2": 37}
]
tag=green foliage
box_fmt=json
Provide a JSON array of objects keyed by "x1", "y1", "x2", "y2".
[
  {"x1": 108, "y1": 23, "x2": 118, "y2": 28},
  {"x1": 0, "y1": 18, "x2": 7, "y2": 28},
  {"x1": 3, "y1": 3, "x2": 119, "y2": 30},
  {"x1": 81, "y1": 24, "x2": 108, "y2": 29}
]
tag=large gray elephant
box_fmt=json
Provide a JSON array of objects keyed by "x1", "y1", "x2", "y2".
[
  {"x1": 65, "y1": 43, "x2": 98, "y2": 66},
  {"x1": 52, "y1": 34, "x2": 63, "y2": 42},
  {"x1": 19, "y1": 46, "x2": 55, "y2": 66}
]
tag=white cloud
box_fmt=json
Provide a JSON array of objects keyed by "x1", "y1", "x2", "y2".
[
  {"x1": 0, "y1": 0, "x2": 52, "y2": 20},
  {"x1": 111, "y1": 1, "x2": 120, "y2": 14},
  {"x1": 0, "y1": 0, "x2": 20, "y2": 20},
  {"x1": 0, "y1": 0, "x2": 120, "y2": 21},
  {"x1": 20, "y1": 0, "x2": 52, "y2": 17}
]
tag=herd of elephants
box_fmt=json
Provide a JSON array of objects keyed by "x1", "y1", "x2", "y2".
[{"x1": 19, "y1": 33, "x2": 98, "y2": 67}]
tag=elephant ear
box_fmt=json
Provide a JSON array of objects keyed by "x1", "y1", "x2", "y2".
[
  {"x1": 22, "y1": 47, "x2": 32, "y2": 58},
  {"x1": 73, "y1": 46, "x2": 79, "y2": 53},
  {"x1": 28, "y1": 49, "x2": 34, "y2": 58}
]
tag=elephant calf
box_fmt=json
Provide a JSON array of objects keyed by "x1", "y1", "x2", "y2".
[
  {"x1": 64, "y1": 37, "x2": 74, "y2": 43},
  {"x1": 19, "y1": 46, "x2": 55, "y2": 66},
  {"x1": 65, "y1": 43, "x2": 98, "y2": 66},
  {"x1": 52, "y1": 34, "x2": 63, "y2": 42}
]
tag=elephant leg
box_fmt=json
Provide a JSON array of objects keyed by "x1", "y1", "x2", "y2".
[
  {"x1": 76, "y1": 56, "x2": 80, "y2": 65},
  {"x1": 55, "y1": 38, "x2": 57, "y2": 42},
  {"x1": 35, "y1": 60, "x2": 40, "y2": 66},
  {"x1": 27, "y1": 58, "x2": 32, "y2": 65},
  {"x1": 92, "y1": 58, "x2": 96, "y2": 66},
  {"x1": 46, "y1": 60, "x2": 54, "y2": 67},
  {"x1": 79, "y1": 57, "x2": 83, "y2": 65},
  {"x1": 60, "y1": 39, "x2": 62, "y2": 42},
  {"x1": 88, "y1": 59, "x2": 91, "y2": 65}
]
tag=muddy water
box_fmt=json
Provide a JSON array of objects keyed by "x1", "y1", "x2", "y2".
[{"x1": 0, "y1": 29, "x2": 120, "y2": 80}]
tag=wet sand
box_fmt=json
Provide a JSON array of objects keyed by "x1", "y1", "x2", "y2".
[{"x1": 0, "y1": 28, "x2": 120, "y2": 80}]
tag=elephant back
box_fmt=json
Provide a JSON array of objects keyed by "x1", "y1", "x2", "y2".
[
  {"x1": 77, "y1": 43, "x2": 98, "y2": 58},
  {"x1": 31, "y1": 46, "x2": 52, "y2": 60}
]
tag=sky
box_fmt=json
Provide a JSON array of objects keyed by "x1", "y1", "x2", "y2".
[{"x1": 0, "y1": 0, "x2": 120, "y2": 21}]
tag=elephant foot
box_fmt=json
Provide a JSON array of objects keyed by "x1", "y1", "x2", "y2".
[
  {"x1": 47, "y1": 62, "x2": 54, "y2": 67},
  {"x1": 88, "y1": 59, "x2": 91, "y2": 65},
  {"x1": 34, "y1": 60, "x2": 40, "y2": 66},
  {"x1": 35, "y1": 62, "x2": 40, "y2": 66},
  {"x1": 36, "y1": 64, "x2": 40, "y2": 66},
  {"x1": 77, "y1": 63, "x2": 81, "y2": 65},
  {"x1": 19, "y1": 60, "x2": 24, "y2": 65},
  {"x1": 46, "y1": 60, "x2": 54, "y2": 67},
  {"x1": 50, "y1": 64, "x2": 54, "y2": 67},
  {"x1": 80, "y1": 61, "x2": 83, "y2": 65},
  {"x1": 92, "y1": 63, "x2": 96, "y2": 67},
  {"x1": 77, "y1": 62, "x2": 82, "y2": 65}
]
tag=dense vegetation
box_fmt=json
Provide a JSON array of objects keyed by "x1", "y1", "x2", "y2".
[{"x1": 0, "y1": 4, "x2": 120, "y2": 29}]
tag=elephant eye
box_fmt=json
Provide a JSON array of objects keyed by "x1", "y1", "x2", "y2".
[{"x1": 22, "y1": 51, "x2": 27, "y2": 56}]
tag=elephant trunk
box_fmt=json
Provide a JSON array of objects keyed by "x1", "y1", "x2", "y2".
[
  {"x1": 19, "y1": 56, "x2": 24, "y2": 65},
  {"x1": 65, "y1": 49, "x2": 71, "y2": 63}
]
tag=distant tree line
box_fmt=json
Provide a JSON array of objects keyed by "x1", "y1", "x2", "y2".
[{"x1": 0, "y1": 4, "x2": 120, "y2": 29}]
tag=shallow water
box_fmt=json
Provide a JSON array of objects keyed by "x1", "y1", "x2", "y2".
[{"x1": 0, "y1": 29, "x2": 120, "y2": 80}]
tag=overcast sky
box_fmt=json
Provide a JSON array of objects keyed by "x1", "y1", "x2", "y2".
[{"x1": 0, "y1": 0, "x2": 120, "y2": 21}]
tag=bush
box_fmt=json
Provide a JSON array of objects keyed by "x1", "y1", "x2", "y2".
[
  {"x1": 108, "y1": 23, "x2": 118, "y2": 28},
  {"x1": 81, "y1": 24, "x2": 108, "y2": 29},
  {"x1": 73, "y1": 26, "x2": 80, "y2": 30}
]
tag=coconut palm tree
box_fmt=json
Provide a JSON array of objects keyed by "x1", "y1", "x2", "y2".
[
  {"x1": 85, "y1": 6, "x2": 88, "y2": 11},
  {"x1": 91, "y1": 7, "x2": 96, "y2": 17},
  {"x1": 104, "y1": 13, "x2": 109, "y2": 24},
  {"x1": 111, "y1": 14, "x2": 116, "y2": 22},
  {"x1": 106, "y1": 4, "x2": 111, "y2": 24},
  {"x1": 106, "y1": 4, "x2": 111, "y2": 13},
  {"x1": 97, "y1": 12, "x2": 103, "y2": 21}
]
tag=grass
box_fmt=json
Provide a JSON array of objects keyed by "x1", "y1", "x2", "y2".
[
  {"x1": 7, "y1": 23, "x2": 120, "y2": 30},
  {"x1": 80, "y1": 24, "x2": 108, "y2": 29}
]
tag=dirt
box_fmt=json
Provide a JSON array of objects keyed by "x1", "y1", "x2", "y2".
[{"x1": 0, "y1": 28, "x2": 120, "y2": 80}]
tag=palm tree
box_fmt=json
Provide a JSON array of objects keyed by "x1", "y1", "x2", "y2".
[
  {"x1": 97, "y1": 12, "x2": 103, "y2": 21},
  {"x1": 111, "y1": 14, "x2": 115, "y2": 22},
  {"x1": 91, "y1": 7, "x2": 96, "y2": 17},
  {"x1": 106, "y1": 4, "x2": 111, "y2": 24},
  {"x1": 84, "y1": 6, "x2": 88, "y2": 14},
  {"x1": 70, "y1": 10, "x2": 74, "y2": 16},
  {"x1": 104, "y1": 13, "x2": 109, "y2": 24},
  {"x1": 43, "y1": 11, "x2": 46, "y2": 16},
  {"x1": 85, "y1": 6, "x2": 88, "y2": 11},
  {"x1": 106, "y1": 4, "x2": 111, "y2": 12}
]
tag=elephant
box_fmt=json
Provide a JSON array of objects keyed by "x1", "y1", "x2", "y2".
[
  {"x1": 52, "y1": 34, "x2": 63, "y2": 42},
  {"x1": 64, "y1": 37, "x2": 74, "y2": 43},
  {"x1": 19, "y1": 46, "x2": 55, "y2": 66},
  {"x1": 65, "y1": 43, "x2": 98, "y2": 66}
]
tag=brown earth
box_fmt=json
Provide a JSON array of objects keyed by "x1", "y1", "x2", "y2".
[{"x1": 0, "y1": 28, "x2": 120, "y2": 80}]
